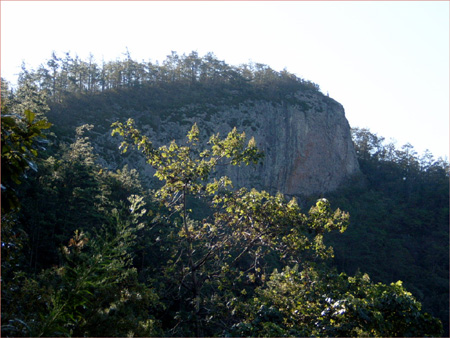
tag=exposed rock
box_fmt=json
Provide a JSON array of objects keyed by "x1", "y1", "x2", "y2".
[{"x1": 94, "y1": 90, "x2": 360, "y2": 197}]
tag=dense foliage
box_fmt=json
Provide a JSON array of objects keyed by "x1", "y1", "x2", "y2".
[
  {"x1": 1, "y1": 53, "x2": 448, "y2": 337},
  {"x1": 326, "y1": 127, "x2": 449, "y2": 336}
]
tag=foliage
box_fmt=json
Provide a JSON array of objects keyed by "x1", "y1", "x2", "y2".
[
  {"x1": 18, "y1": 50, "x2": 320, "y2": 100},
  {"x1": 1, "y1": 106, "x2": 51, "y2": 215},
  {"x1": 2, "y1": 68, "x2": 446, "y2": 337},
  {"x1": 1, "y1": 82, "x2": 54, "y2": 326},
  {"x1": 111, "y1": 121, "x2": 441, "y2": 336},
  {"x1": 2, "y1": 197, "x2": 161, "y2": 337},
  {"x1": 2, "y1": 87, "x2": 161, "y2": 336},
  {"x1": 326, "y1": 127, "x2": 449, "y2": 336},
  {"x1": 9, "y1": 122, "x2": 149, "y2": 272},
  {"x1": 230, "y1": 265, "x2": 442, "y2": 337}
]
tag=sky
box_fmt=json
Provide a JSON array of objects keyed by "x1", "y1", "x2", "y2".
[{"x1": 1, "y1": 1, "x2": 449, "y2": 160}]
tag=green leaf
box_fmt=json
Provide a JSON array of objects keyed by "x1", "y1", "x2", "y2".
[{"x1": 24, "y1": 110, "x2": 36, "y2": 124}]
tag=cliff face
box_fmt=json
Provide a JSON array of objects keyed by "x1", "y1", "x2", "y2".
[
  {"x1": 224, "y1": 93, "x2": 360, "y2": 196},
  {"x1": 93, "y1": 89, "x2": 359, "y2": 197}
]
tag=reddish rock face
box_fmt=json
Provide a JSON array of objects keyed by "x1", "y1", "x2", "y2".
[{"x1": 214, "y1": 92, "x2": 360, "y2": 196}]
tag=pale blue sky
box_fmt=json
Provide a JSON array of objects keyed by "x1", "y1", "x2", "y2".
[{"x1": 1, "y1": 1, "x2": 449, "y2": 159}]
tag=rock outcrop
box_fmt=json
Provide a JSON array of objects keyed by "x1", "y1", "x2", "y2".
[{"x1": 95, "y1": 90, "x2": 360, "y2": 197}]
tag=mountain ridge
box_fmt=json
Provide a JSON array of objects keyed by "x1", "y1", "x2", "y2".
[{"x1": 47, "y1": 85, "x2": 360, "y2": 197}]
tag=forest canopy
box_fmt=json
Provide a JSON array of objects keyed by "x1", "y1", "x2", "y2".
[{"x1": 14, "y1": 50, "x2": 321, "y2": 101}]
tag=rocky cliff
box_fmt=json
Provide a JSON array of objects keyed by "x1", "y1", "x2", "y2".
[{"x1": 88, "y1": 89, "x2": 359, "y2": 197}]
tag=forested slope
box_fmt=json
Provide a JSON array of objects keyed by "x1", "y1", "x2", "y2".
[
  {"x1": 1, "y1": 51, "x2": 448, "y2": 337},
  {"x1": 326, "y1": 128, "x2": 449, "y2": 335}
]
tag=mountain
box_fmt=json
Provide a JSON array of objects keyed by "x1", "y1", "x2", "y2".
[
  {"x1": 41, "y1": 54, "x2": 359, "y2": 197},
  {"x1": 2, "y1": 51, "x2": 447, "y2": 337}
]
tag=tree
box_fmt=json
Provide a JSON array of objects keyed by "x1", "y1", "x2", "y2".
[
  {"x1": 111, "y1": 121, "x2": 442, "y2": 337},
  {"x1": 111, "y1": 121, "x2": 360, "y2": 336},
  {"x1": 1, "y1": 106, "x2": 51, "y2": 215},
  {"x1": 1, "y1": 115, "x2": 162, "y2": 336},
  {"x1": 45, "y1": 52, "x2": 61, "y2": 98},
  {"x1": 1, "y1": 196, "x2": 162, "y2": 337},
  {"x1": 183, "y1": 51, "x2": 202, "y2": 84},
  {"x1": 14, "y1": 123, "x2": 150, "y2": 272},
  {"x1": 4, "y1": 55, "x2": 445, "y2": 337},
  {"x1": 330, "y1": 127, "x2": 449, "y2": 335},
  {"x1": 229, "y1": 266, "x2": 442, "y2": 337},
  {"x1": 351, "y1": 127, "x2": 386, "y2": 162}
]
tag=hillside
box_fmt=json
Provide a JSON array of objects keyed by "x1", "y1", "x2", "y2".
[
  {"x1": 38, "y1": 51, "x2": 360, "y2": 196},
  {"x1": 327, "y1": 128, "x2": 449, "y2": 335},
  {"x1": 1, "y1": 51, "x2": 448, "y2": 337}
]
